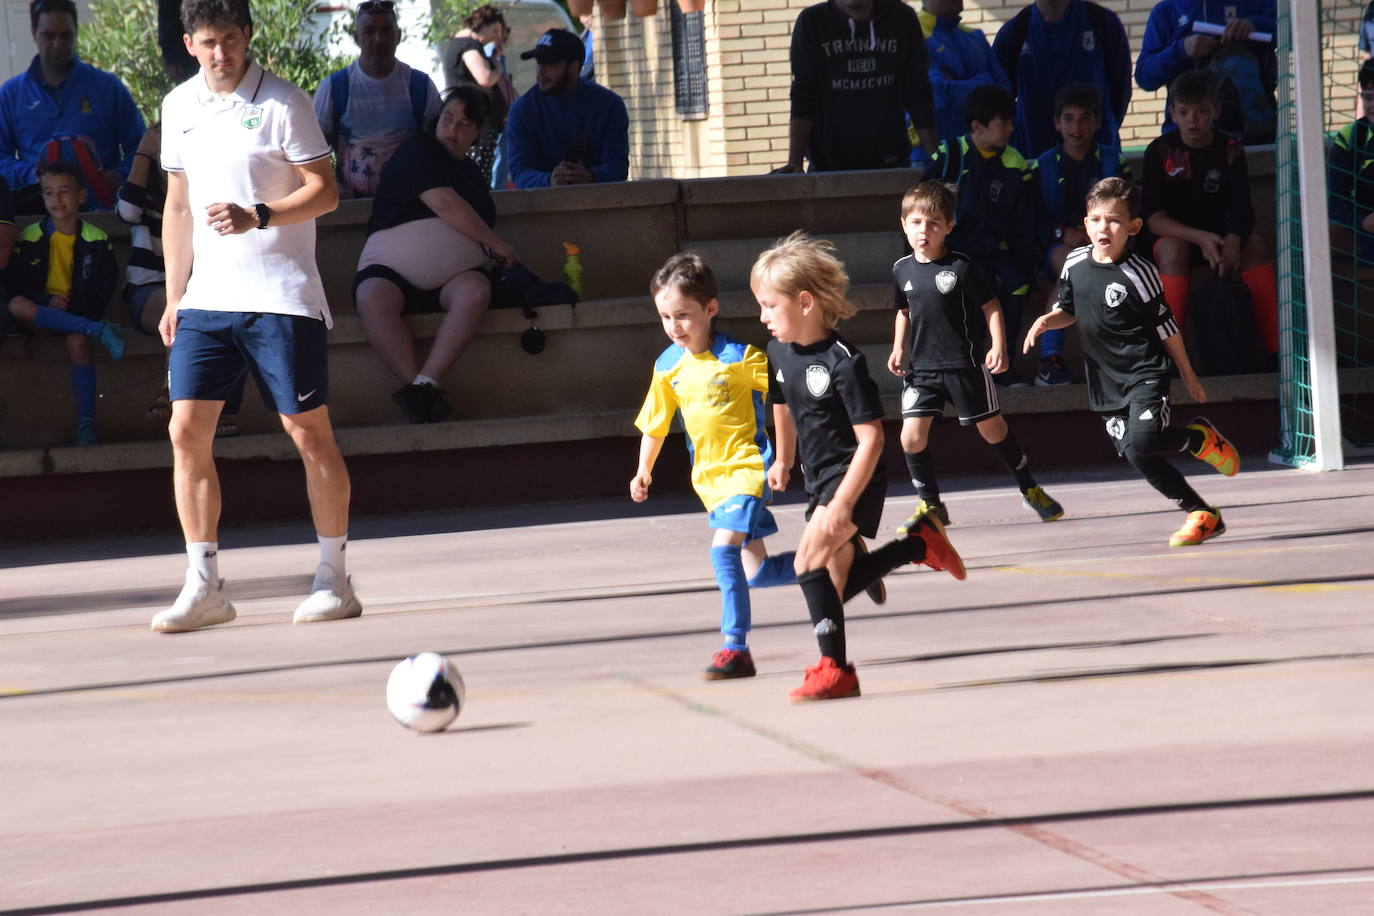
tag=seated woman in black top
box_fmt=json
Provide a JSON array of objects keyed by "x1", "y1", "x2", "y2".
[{"x1": 354, "y1": 85, "x2": 517, "y2": 424}]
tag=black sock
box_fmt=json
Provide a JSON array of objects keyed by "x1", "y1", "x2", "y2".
[
  {"x1": 904, "y1": 448, "x2": 940, "y2": 503},
  {"x1": 798, "y1": 568, "x2": 847, "y2": 665},
  {"x1": 1124, "y1": 446, "x2": 1208, "y2": 513},
  {"x1": 843, "y1": 536, "x2": 922, "y2": 602},
  {"x1": 990, "y1": 431, "x2": 1036, "y2": 491}
]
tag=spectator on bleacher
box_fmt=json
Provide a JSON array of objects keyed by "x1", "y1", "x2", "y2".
[
  {"x1": 1141, "y1": 71, "x2": 1278, "y2": 360},
  {"x1": 1030, "y1": 82, "x2": 1131, "y2": 386},
  {"x1": 354, "y1": 86, "x2": 518, "y2": 424},
  {"x1": 579, "y1": 13, "x2": 596, "y2": 84},
  {"x1": 775, "y1": 0, "x2": 936, "y2": 173},
  {"x1": 158, "y1": 0, "x2": 198, "y2": 82},
  {"x1": 1329, "y1": 60, "x2": 1374, "y2": 265},
  {"x1": 442, "y1": 4, "x2": 508, "y2": 184},
  {"x1": 915, "y1": 0, "x2": 1007, "y2": 163},
  {"x1": 1136, "y1": 0, "x2": 1277, "y2": 145},
  {"x1": 6, "y1": 161, "x2": 122, "y2": 446},
  {"x1": 0, "y1": 0, "x2": 146, "y2": 214},
  {"x1": 921, "y1": 85, "x2": 1036, "y2": 386},
  {"x1": 992, "y1": 0, "x2": 1131, "y2": 160},
  {"x1": 506, "y1": 28, "x2": 628, "y2": 188},
  {"x1": 315, "y1": 0, "x2": 441, "y2": 200}
]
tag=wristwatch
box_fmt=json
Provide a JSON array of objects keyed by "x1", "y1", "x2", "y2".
[{"x1": 254, "y1": 203, "x2": 271, "y2": 230}]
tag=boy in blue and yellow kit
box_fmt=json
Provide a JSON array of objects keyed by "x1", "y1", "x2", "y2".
[
  {"x1": 631, "y1": 253, "x2": 801, "y2": 681},
  {"x1": 6, "y1": 160, "x2": 122, "y2": 445}
]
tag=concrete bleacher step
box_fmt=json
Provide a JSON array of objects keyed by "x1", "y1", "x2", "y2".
[{"x1": 685, "y1": 231, "x2": 908, "y2": 291}]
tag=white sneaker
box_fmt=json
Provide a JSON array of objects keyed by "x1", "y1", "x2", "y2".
[
  {"x1": 293, "y1": 576, "x2": 362, "y2": 624},
  {"x1": 152, "y1": 575, "x2": 236, "y2": 633}
]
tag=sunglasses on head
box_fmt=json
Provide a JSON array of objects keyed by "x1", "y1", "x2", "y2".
[{"x1": 357, "y1": 0, "x2": 395, "y2": 12}]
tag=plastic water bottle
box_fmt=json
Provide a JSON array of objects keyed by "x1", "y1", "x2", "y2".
[{"x1": 562, "y1": 242, "x2": 584, "y2": 298}]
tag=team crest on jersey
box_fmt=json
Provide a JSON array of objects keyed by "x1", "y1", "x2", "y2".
[
  {"x1": 935, "y1": 270, "x2": 958, "y2": 294},
  {"x1": 1105, "y1": 282, "x2": 1128, "y2": 308},
  {"x1": 1203, "y1": 168, "x2": 1222, "y2": 194},
  {"x1": 806, "y1": 364, "x2": 831, "y2": 397},
  {"x1": 80, "y1": 97, "x2": 93, "y2": 114},
  {"x1": 241, "y1": 105, "x2": 264, "y2": 129},
  {"x1": 1105, "y1": 416, "x2": 1126, "y2": 440},
  {"x1": 988, "y1": 179, "x2": 1003, "y2": 203},
  {"x1": 1082, "y1": 29, "x2": 1096, "y2": 51}
]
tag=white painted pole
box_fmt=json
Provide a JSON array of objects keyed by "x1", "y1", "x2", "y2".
[{"x1": 1291, "y1": 0, "x2": 1346, "y2": 470}]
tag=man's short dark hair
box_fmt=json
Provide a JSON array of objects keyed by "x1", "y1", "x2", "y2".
[
  {"x1": 37, "y1": 158, "x2": 83, "y2": 186},
  {"x1": 962, "y1": 85, "x2": 1015, "y2": 128},
  {"x1": 1360, "y1": 59, "x2": 1374, "y2": 91},
  {"x1": 1053, "y1": 82, "x2": 1103, "y2": 120},
  {"x1": 30, "y1": 0, "x2": 78, "y2": 31},
  {"x1": 181, "y1": 0, "x2": 250, "y2": 35},
  {"x1": 1169, "y1": 70, "x2": 1220, "y2": 108},
  {"x1": 353, "y1": 0, "x2": 399, "y2": 27}
]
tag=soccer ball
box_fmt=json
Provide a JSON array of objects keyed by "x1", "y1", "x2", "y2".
[{"x1": 386, "y1": 652, "x2": 466, "y2": 732}]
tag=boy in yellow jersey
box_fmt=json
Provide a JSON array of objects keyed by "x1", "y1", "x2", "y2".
[
  {"x1": 6, "y1": 160, "x2": 121, "y2": 445},
  {"x1": 632, "y1": 253, "x2": 805, "y2": 680}
]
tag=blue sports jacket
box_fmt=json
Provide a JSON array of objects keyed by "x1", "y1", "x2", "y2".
[
  {"x1": 918, "y1": 10, "x2": 1008, "y2": 144},
  {"x1": 0, "y1": 55, "x2": 146, "y2": 194},
  {"x1": 506, "y1": 78, "x2": 629, "y2": 189},
  {"x1": 1136, "y1": 0, "x2": 1277, "y2": 97}
]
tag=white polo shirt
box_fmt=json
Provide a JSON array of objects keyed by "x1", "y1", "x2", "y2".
[{"x1": 161, "y1": 60, "x2": 334, "y2": 325}]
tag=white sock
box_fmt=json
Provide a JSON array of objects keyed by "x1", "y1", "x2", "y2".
[
  {"x1": 412, "y1": 374, "x2": 438, "y2": 388},
  {"x1": 187, "y1": 542, "x2": 219, "y2": 588},
  {"x1": 315, "y1": 534, "x2": 347, "y2": 591}
]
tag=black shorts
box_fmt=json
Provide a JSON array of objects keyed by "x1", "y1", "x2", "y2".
[
  {"x1": 352, "y1": 264, "x2": 492, "y2": 315},
  {"x1": 1102, "y1": 387, "x2": 1173, "y2": 457},
  {"x1": 901, "y1": 367, "x2": 1000, "y2": 425},
  {"x1": 805, "y1": 469, "x2": 887, "y2": 539}
]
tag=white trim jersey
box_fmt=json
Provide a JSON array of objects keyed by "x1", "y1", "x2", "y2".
[
  {"x1": 634, "y1": 333, "x2": 774, "y2": 512},
  {"x1": 161, "y1": 61, "x2": 334, "y2": 325},
  {"x1": 767, "y1": 334, "x2": 886, "y2": 498},
  {"x1": 892, "y1": 250, "x2": 997, "y2": 370},
  {"x1": 1052, "y1": 246, "x2": 1178, "y2": 412}
]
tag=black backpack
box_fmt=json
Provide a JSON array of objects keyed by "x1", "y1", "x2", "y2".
[{"x1": 1191, "y1": 276, "x2": 1262, "y2": 376}]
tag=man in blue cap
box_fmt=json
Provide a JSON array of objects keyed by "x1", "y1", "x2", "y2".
[{"x1": 505, "y1": 27, "x2": 629, "y2": 188}]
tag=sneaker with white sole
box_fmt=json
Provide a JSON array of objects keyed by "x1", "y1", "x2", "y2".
[
  {"x1": 293, "y1": 577, "x2": 362, "y2": 623},
  {"x1": 152, "y1": 574, "x2": 236, "y2": 633}
]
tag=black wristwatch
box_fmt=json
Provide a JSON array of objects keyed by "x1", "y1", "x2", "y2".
[{"x1": 254, "y1": 202, "x2": 271, "y2": 230}]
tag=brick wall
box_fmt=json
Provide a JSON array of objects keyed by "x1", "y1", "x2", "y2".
[{"x1": 595, "y1": 0, "x2": 1366, "y2": 179}]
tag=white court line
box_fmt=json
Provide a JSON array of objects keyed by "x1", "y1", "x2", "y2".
[{"x1": 884, "y1": 873, "x2": 1374, "y2": 910}]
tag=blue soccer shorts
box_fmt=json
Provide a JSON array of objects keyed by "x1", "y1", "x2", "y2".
[
  {"x1": 169, "y1": 309, "x2": 329, "y2": 415},
  {"x1": 707, "y1": 493, "x2": 780, "y2": 542}
]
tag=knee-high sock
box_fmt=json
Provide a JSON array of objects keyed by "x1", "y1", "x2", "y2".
[
  {"x1": 989, "y1": 431, "x2": 1036, "y2": 491},
  {"x1": 798, "y1": 568, "x2": 846, "y2": 665},
  {"x1": 1241, "y1": 263, "x2": 1279, "y2": 354},
  {"x1": 34, "y1": 306, "x2": 100, "y2": 337},
  {"x1": 747, "y1": 551, "x2": 796, "y2": 588},
  {"x1": 842, "y1": 536, "x2": 922, "y2": 602},
  {"x1": 711, "y1": 545, "x2": 750, "y2": 650},
  {"x1": 71, "y1": 364, "x2": 96, "y2": 420},
  {"x1": 904, "y1": 448, "x2": 940, "y2": 503},
  {"x1": 1039, "y1": 326, "x2": 1066, "y2": 357},
  {"x1": 1123, "y1": 446, "x2": 1208, "y2": 514},
  {"x1": 1160, "y1": 274, "x2": 1190, "y2": 330}
]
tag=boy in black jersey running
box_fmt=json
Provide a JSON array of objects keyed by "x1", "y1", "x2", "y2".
[
  {"x1": 753, "y1": 232, "x2": 967, "y2": 703},
  {"x1": 1024, "y1": 178, "x2": 1240, "y2": 548},
  {"x1": 887, "y1": 181, "x2": 1063, "y2": 530}
]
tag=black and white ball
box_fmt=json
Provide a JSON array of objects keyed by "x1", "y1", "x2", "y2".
[{"x1": 386, "y1": 652, "x2": 466, "y2": 732}]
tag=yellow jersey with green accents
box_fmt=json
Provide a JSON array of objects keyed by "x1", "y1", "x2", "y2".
[{"x1": 634, "y1": 333, "x2": 774, "y2": 512}]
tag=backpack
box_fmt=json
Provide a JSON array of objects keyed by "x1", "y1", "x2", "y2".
[
  {"x1": 1207, "y1": 42, "x2": 1277, "y2": 143},
  {"x1": 328, "y1": 66, "x2": 432, "y2": 143},
  {"x1": 1191, "y1": 276, "x2": 1262, "y2": 376},
  {"x1": 40, "y1": 133, "x2": 110, "y2": 208}
]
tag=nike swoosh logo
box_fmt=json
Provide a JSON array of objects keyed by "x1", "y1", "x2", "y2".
[
  {"x1": 183, "y1": 126, "x2": 196, "y2": 133},
  {"x1": 297, "y1": 390, "x2": 316, "y2": 402}
]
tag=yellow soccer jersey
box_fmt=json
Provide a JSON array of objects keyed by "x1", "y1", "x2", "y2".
[
  {"x1": 634, "y1": 333, "x2": 774, "y2": 512},
  {"x1": 46, "y1": 230, "x2": 76, "y2": 298}
]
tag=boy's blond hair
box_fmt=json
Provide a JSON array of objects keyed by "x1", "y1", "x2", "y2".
[
  {"x1": 1085, "y1": 176, "x2": 1142, "y2": 221},
  {"x1": 749, "y1": 231, "x2": 854, "y2": 329},
  {"x1": 900, "y1": 181, "x2": 957, "y2": 222}
]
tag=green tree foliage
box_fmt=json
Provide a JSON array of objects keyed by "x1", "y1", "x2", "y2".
[
  {"x1": 423, "y1": 0, "x2": 482, "y2": 48},
  {"x1": 81, "y1": 0, "x2": 351, "y2": 125}
]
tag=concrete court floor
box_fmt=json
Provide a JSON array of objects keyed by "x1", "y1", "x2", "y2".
[{"x1": 2, "y1": 457, "x2": 1373, "y2": 916}]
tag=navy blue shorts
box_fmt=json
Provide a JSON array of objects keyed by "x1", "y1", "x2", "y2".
[{"x1": 169, "y1": 309, "x2": 328, "y2": 415}]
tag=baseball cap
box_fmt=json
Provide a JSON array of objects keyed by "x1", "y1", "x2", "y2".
[{"x1": 520, "y1": 28, "x2": 585, "y2": 65}]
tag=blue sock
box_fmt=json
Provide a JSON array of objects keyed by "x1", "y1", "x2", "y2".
[
  {"x1": 71, "y1": 364, "x2": 96, "y2": 420},
  {"x1": 711, "y1": 545, "x2": 750, "y2": 650},
  {"x1": 747, "y1": 551, "x2": 796, "y2": 588},
  {"x1": 1040, "y1": 327, "x2": 1065, "y2": 358},
  {"x1": 34, "y1": 306, "x2": 99, "y2": 337}
]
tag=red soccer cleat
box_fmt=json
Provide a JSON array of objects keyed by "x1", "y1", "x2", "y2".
[{"x1": 788, "y1": 656, "x2": 861, "y2": 702}]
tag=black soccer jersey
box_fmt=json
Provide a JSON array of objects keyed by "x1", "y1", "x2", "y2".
[
  {"x1": 891, "y1": 251, "x2": 998, "y2": 371},
  {"x1": 1053, "y1": 246, "x2": 1179, "y2": 412},
  {"x1": 767, "y1": 334, "x2": 887, "y2": 497}
]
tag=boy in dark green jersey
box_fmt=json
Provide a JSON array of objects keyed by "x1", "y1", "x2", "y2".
[{"x1": 1024, "y1": 177, "x2": 1240, "y2": 548}]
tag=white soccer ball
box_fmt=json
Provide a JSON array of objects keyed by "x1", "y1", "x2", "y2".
[{"x1": 386, "y1": 652, "x2": 466, "y2": 733}]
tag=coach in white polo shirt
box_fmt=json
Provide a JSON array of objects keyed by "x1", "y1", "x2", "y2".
[{"x1": 152, "y1": 0, "x2": 361, "y2": 633}]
